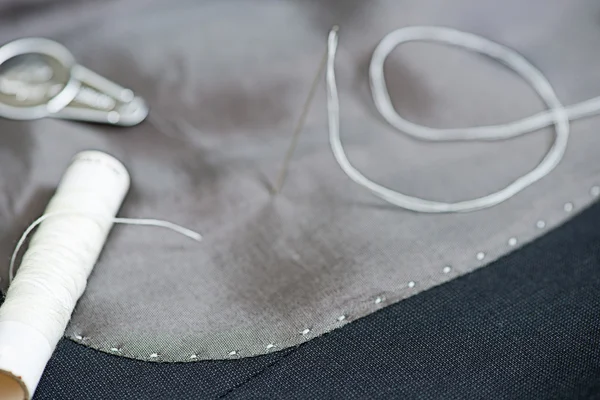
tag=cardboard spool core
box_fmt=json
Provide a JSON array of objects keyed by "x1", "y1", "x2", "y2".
[{"x1": 0, "y1": 372, "x2": 27, "y2": 400}]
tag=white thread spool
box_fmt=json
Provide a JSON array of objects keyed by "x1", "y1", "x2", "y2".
[{"x1": 0, "y1": 151, "x2": 130, "y2": 400}]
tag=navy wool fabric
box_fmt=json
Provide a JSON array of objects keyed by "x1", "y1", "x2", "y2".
[{"x1": 27, "y1": 200, "x2": 600, "y2": 399}]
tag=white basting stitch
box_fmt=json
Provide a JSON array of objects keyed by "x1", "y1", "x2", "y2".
[{"x1": 536, "y1": 220, "x2": 546, "y2": 229}]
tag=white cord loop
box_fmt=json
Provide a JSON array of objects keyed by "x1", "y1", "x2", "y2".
[{"x1": 327, "y1": 26, "x2": 600, "y2": 213}]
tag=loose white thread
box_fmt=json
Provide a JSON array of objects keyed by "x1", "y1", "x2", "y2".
[
  {"x1": 327, "y1": 26, "x2": 600, "y2": 213},
  {"x1": 9, "y1": 212, "x2": 202, "y2": 282}
]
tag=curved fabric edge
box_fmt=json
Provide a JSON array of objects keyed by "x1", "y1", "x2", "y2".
[
  {"x1": 32, "y1": 196, "x2": 600, "y2": 399},
  {"x1": 61, "y1": 182, "x2": 600, "y2": 361}
]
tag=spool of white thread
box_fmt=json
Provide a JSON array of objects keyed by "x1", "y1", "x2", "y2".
[{"x1": 0, "y1": 150, "x2": 130, "y2": 400}]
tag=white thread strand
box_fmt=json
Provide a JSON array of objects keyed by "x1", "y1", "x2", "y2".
[
  {"x1": 327, "y1": 26, "x2": 600, "y2": 212},
  {"x1": 112, "y1": 218, "x2": 201, "y2": 241},
  {"x1": 9, "y1": 213, "x2": 202, "y2": 282}
]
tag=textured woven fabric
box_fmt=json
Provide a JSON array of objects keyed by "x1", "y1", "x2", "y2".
[
  {"x1": 31, "y1": 199, "x2": 600, "y2": 399},
  {"x1": 2, "y1": 0, "x2": 600, "y2": 361}
]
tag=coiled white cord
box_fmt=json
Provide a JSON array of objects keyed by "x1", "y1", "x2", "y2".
[{"x1": 327, "y1": 26, "x2": 600, "y2": 212}]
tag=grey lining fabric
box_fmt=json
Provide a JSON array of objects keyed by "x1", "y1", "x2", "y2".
[{"x1": 1, "y1": 0, "x2": 600, "y2": 361}]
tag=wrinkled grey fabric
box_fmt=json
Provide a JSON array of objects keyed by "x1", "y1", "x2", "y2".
[{"x1": 0, "y1": 0, "x2": 600, "y2": 361}]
